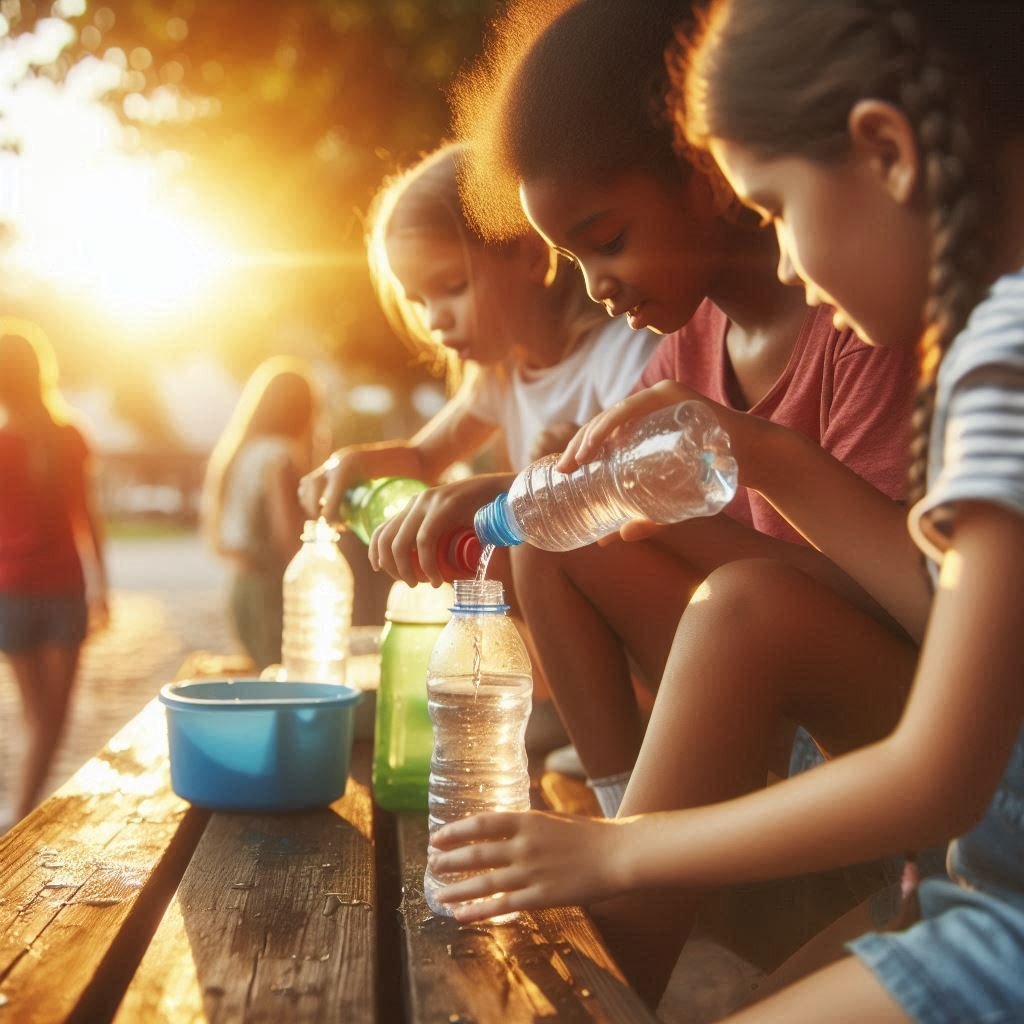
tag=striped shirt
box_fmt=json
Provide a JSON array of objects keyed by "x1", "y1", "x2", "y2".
[{"x1": 909, "y1": 267, "x2": 1024, "y2": 567}]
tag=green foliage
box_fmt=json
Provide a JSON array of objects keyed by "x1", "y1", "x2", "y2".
[{"x1": 7, "y1": 0, "x2": 501, "y2": 411}]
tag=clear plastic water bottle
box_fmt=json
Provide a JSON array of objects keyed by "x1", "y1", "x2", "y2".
[
  {"x1": 373, "y1": 580, "x2": 454, "y2": 811},
  {"x1": 422, "y1": 579, "x2": 532, "y2": 918},
  {"x1": 281, "y1": 518, "x2": 354, "y2": 683},
  {"x1": 340, "y1": 476, "x2": 482, "y2": 577},
  {"x1": 474, "y1": 400, "x2": 738, "y2": 550}
]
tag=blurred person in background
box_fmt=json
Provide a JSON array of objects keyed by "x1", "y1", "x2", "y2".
[
  {"x1": 0, "y1": 327, "x2": 109, "y2": 828},
  {"x1": 202, "y1": 356, "x2": 327, "y2": 671}
]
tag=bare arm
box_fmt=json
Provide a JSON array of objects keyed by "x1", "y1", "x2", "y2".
[
  {"x1": 265, "y1": 457, "x2": 306, "y2": 566},
  {"x1": 429, "y1": 503, "x2": 1024, "y2": 920},
  {"x1": 70, "y1": 446, "x2": 110, "y2": 630},
  {"x1": 560, "y1": 380, "x2": 930, "y2": 639},
  {"x1": 300, "y1": 397, "x2": 497, "y2": 520}
]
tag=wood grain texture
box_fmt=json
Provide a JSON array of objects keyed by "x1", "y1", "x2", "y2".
[
  {"x1": 395, "y1": 814, "x2": 657, "y2": 1024},
  {"x1": 115, "y1": 743, "x2": 377, "y2": 1024},
  {"x1": 0, "y1": 699, "x2": 207, "y2": 1023}
]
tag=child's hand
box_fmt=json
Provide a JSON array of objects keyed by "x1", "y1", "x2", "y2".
[
  {"x1": 299, "y1": 448, "x2": 368, "y2": 521},
  {"x1": 557, "y1": 380, "x2": 705, "y2": 473},
  {"x1": 426, "y1": 809, "x2": 632, "y2": 923},
  {"x1": 368, "y1": 474, "x2": 512, "y2": 586},
  {"x1": 88, "y1": 592, "x2": 110, "y2": 634}
]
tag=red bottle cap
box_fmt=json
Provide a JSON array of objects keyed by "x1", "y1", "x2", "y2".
[{"x1": 446, "y1": 529, "x2": 483, "y2": 575}]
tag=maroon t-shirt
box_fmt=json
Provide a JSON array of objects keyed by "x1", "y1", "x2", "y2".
[
  {"x1": 637, "y1": 299, "x2": 915, "y2": 544},
  {"x1": 0, "y1": 422, "x2": 87, "y2": 593}
]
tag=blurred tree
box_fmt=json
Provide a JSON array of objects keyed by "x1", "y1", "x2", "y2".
[
  {"x1": 2, "y1": 0, "x2": 501, "y2": 448},
  {"x1": 36, "y1": 0, "x2": 500, "y2": 372}
]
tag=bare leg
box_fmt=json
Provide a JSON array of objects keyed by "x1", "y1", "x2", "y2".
[
  {"x1": 722, "y1": 955, "x2": 910, "y2": 1023},
  {"x1": 513, "y1": 514, "x2": 893, "y2": 782},
  {"x1": 9, "y1": 643, "x2": 81, "y2": 819},
  {"x1": 593, "y1": 558, "x2": 916, "y2": 1005},
  {"x1": 746, "y1": 887, "x2": 899, "y2": 1006},
  {"x1": 512, "y1": 538, "x2": 699, "y2": 778}
]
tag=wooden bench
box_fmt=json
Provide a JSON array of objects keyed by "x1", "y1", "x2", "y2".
[{"x1": 0, "y1": 653, "x2": 657, "y2": 1023}]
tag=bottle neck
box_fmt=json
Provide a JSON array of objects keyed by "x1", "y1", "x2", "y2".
[
  {"x1": 451, "y1": 578, "x2": 508, "y2": 613},
  {"x1": 473, "y1": 492, "x2": 522, "y2": 548},
  {"x1": 301, "y1": 518, "x2": 340, "y2": 544}
]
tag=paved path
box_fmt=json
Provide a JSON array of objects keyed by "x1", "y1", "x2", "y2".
[{"x1": 0, "y1": 532, "x2": 239, "y2": 818}]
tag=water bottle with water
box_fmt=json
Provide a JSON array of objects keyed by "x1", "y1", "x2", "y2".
[
  {"x1": 373, "y1": 580, "x2": 454, "y2": 811},
  {"x1": 340, "y1": 476, "x2": 482, "y2": 577},
  {"x1": 474, "y1": 400, "x2": 738, "y2": 551},
  {"x1": 281, "y1": 518, "x2": 354, "y2": 683},
  {"x1": 422, "y1": 578, "x2": 532, "y2": 918}
]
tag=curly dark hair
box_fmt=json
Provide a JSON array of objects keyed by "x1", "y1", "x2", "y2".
[{"x1": 450, "y1": 0, "x2": 702, "y2": 241}]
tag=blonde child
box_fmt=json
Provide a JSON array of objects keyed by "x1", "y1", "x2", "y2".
[
  {"x1": 202, "y1": 356, "x2": 323, "y2": 670},
  {"x1": 299, "y1": 142, "x2": 659, "y2": 752},
  {"x1": 430, "y1": 2, "x2": 1024, "y2": 1021}
]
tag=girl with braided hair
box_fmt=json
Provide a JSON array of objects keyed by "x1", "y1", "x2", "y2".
[{"x1": 427, "y1": 1, "x2": 1024, "y2": 1020}]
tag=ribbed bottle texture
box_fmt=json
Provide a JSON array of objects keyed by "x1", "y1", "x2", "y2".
[
  {"x1": 281, "y1": 519, "x2": 354, "y2": 683},
  {"x1": 422, "y1": 579, "x2": 532, "y2": 918},
  {"x1": 475, "y1": 400, "x2": 738, "y2": 550}
]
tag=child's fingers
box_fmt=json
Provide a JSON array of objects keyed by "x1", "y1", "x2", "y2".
[
  {"x1": 432, "y1": 811, "x2": 523, "y2": 848},
  {"x1": 428, "y1": 840, "x2": 511, "y2": 875},
  {"x1": 618, "y1": 518, "x2": 661, "y2": 542},
  {"x1": 434, "y1": 865, "x2": 525, "y2": 904},
  {"x1": 450, "y1": 891, "x2": 521, "y2": 924},
  {"x1": 298, "y1": 468, "x2": 325, "y2": 519}
]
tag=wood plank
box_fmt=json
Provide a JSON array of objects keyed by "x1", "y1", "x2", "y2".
[
  {"x1": 0, "y1": 699, "x2": 207, "y2": 1024},
  {"x1": 395, "y1": 814, "x2": 657, "y2": 1024},
  {"x1": 115, "y1": 742, "x2": 377, "y2": 1024}
]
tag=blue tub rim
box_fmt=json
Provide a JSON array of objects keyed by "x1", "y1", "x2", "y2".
[{"x1": 159, "y1": 678, "x2": 362, "y2": 711}]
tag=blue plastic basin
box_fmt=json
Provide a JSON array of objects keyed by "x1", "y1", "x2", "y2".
[{"x1": 159, "y1": 679, "x2": 362, "y2": 812}]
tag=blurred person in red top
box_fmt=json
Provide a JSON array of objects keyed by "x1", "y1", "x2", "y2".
[{"x1": 0, "y1": 327, "x2": 109, "y2": 828}]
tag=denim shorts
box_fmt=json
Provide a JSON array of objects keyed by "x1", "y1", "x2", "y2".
[
  {"x1": 0, "y1": 591, "x2": 88, "y2": 652},
  {"x1": 848, "y1": 875, "x2": 1024, "y2": 1023}
]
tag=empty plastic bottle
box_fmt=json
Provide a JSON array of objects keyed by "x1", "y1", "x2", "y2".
[
  {"x1": 281, "y1": 518, "x2": 354, "y2": 683},
  {"x1": 474, "y1": 400, "x2": 738, "y2": 551},
  {"x1": 422, "y1": 579, "x2": 532, "y2": 918},
  {"x1": 373, "y1": 580, "x2": 454, "y2": 811},
  {"x1": 340, "y1": 476, "x2": 482, "y2": 577}
]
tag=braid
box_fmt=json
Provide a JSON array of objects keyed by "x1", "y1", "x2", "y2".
[{"x1": 876, "y1": 1, "x2": 990, "y2": 504}]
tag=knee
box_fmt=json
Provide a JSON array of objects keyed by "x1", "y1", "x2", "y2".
[{"x1": 685, "y1": 557, "x2": 808, "y2": 641}]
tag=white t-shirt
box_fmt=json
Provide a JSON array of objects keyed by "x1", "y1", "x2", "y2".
[
  {"x1": 461, "y1": 318, "x2": 660, "y2": 470},
  {"x1": 219, "y1": 435, "x2": 293, "y2": 558}
]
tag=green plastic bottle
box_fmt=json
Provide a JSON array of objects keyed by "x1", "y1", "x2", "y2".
[
  {"x1": 341, "y1": 477, "x2": 482, "y2": 577},
  {"x1": 372, "y1": 580, "x2": 454, "y2": 810},
  {"x1": 341, "y1": 477, "x2": 428, "y2": 545}
]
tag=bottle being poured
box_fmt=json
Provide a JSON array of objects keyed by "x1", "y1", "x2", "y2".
[{"x1": 473, "y1": 400, "x2": 738, "y2": 553}]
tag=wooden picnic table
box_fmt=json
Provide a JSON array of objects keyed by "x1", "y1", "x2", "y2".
[{"x1": 0, "y1": 651, "x2": 657, "y2": 1023}]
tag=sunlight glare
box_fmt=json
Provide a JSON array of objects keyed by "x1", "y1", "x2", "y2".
[
  {"x1": 0, "y1": 19, "x2": 238, "y2": 331},
  {"x1": 8, "y1": 158, "x2": 234, "y2": 326}
]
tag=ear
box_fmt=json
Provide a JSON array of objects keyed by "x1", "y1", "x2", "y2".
[
  {"x1": 848, "y1": 99, "x2": 920, "y2": 204},
  {"x1": 519, "y1": 231, "x2": 558, "y2": 286}
]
